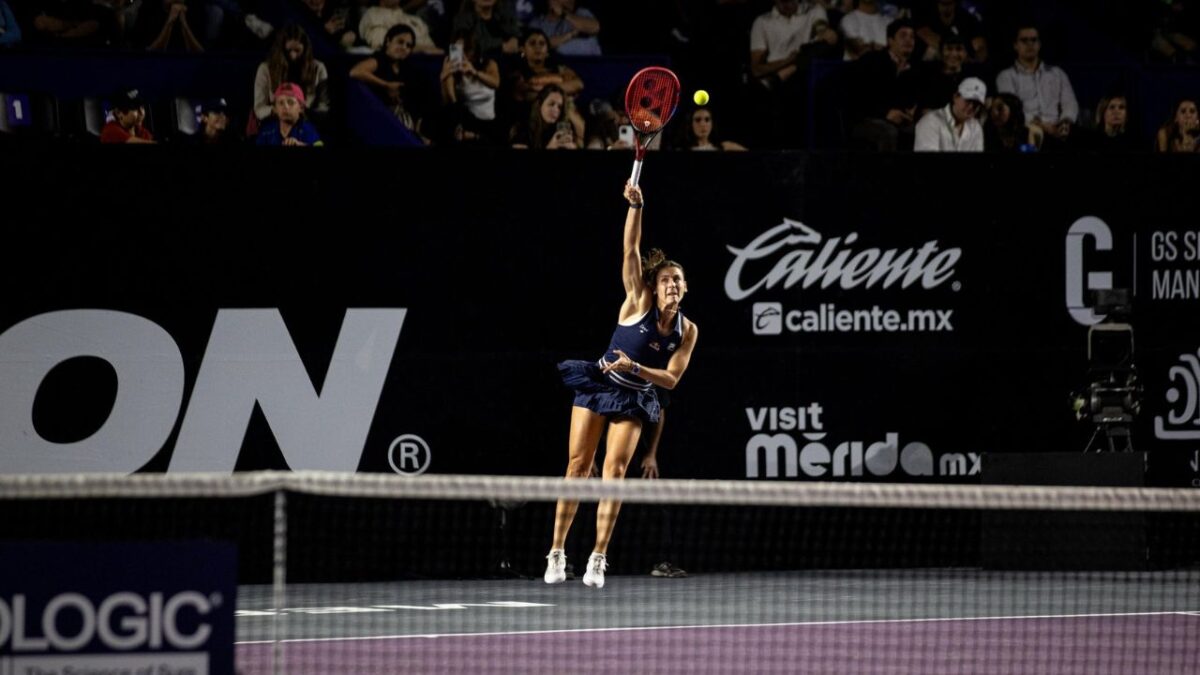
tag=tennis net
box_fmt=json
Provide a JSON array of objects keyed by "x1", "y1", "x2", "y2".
[{"x1": 2, "y1": 471, "x2": 1198, "y2": 674}]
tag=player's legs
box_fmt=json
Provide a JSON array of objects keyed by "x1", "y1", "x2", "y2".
[
  {"x1": 550, "y1": 406, "x2": 606, "y2": 549},
  {"x1": 593, "y1": 416, "x2": 643, "y2": 554}
]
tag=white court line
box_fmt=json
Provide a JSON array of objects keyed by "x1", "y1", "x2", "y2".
[{"x1": 236, "y1": 610, "x2": 1200, "y2": 645}]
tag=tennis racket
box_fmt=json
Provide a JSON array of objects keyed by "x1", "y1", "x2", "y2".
[{"x1": 624, "y1": 66, "x2": 681, "y2": 187}]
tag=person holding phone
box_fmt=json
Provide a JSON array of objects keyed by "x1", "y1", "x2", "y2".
[
  {"x1": 510, "y1": 84, "x2": 579, "y2": 149},
  {"x1": 581, "y1": 97, "x2": 666, "y2": 152},
  {"x1": 440, "y1": 29, "x2": 501, "y2": 144}
]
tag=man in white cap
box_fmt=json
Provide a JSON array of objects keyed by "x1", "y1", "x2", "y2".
[{"x1": 914, "y1": 76, "x2": 986, "y2": 151}]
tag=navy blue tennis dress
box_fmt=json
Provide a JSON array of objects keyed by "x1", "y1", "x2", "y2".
[{"x1": 558, "y1": 307, "x2": 685, "y2": 423}]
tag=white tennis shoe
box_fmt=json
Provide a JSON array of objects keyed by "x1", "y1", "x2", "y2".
[
  {"x1": 582, "y1": 552, "x2": 608, "y2": 589},
  {"x1": 544, "y1": 549, "x2": 567, "y2": 584}
]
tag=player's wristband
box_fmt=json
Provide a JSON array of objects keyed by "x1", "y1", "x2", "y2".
[
  {"x1": 631, "y1": 363, "x2": 641, "y2": 375},
  {"x1": 629, "y1": 202, "x2": 642, "y2": 209}
]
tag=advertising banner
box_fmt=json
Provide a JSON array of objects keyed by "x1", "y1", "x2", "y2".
[
  {"x1": 0, "y1": 541, "x2": 236, "y2": 674},
  {"x1": 1, "y1": 149, "x2": 1196, "y2": 483}
]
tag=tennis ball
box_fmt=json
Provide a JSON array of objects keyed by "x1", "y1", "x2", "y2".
[{"x1": 693, "y1": 90, "x2": 709, "y2": 106}]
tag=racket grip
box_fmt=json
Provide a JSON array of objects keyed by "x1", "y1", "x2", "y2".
[{"x1": 629, "y1": 158, "x2": 643, "y2": 187}]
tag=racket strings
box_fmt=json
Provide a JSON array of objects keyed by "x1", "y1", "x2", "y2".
[{"x1": 625, "y1": 71, "x2": 679, "y2": 134}]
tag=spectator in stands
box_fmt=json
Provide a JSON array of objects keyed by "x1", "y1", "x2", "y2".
[
  {"x1": 749, "y1": 0, "x2": 837, "y2": 147},
  {"x1": 0, "y1": 0, "x2": 22, "y2": 46},
  {"x1": 254, "y1": 24, "x2": 330, "y2": 128},
  {"x1": 513, "y1": 29, "x2": 584, "y2": 101},
  {"x1": 528, "y1": 0, "x2": 601, "y2": 56},
  {"x1": 914, "y1": 0, "x2": 985, "y2": 63},
  {"x1": 301, "y1": 0, "x2": 358, "y2": 50},
  {"x1": 511, "y1": 83, "x2": 580, "y2": 149},
  {"x1": 848, "y1": 18, "x2": 920, "y2": 151},
  {"x1": 676, "y1": 106, "x2": 747, "y2": 151},
  {"x1": 452, "y1": 0, "x2": 520, "y2": 59},
  {"x1": 584, "y1": 97, "x2": 621, "y2": 150},
  {"x1": 749, "y1": 0, "x2": 838, "y2": 89},
  {"x1": 256, "y1": 82, "x2": 322, "y2": 145},
  {"x1": 187, "y1": 98, "x2": 240, "y2": 144},
  {"x1": 359, "y1": 0, "x2": 439, "y2": 53},
  {"x1": 441, "y1": 29, "x2": 501, "y2": 144},
  {"x1": 1156, "y1": 97, "x2": 1200, "y2": 152},
  {"x1": 512, "y1": 29, "x2": 585, "y2": 134},
  {"x1": 984, "y1": 91, "x2": 1040, "y2": 152},
  {"x1": 840, "y1": 0, "x2": 890, "y2": 60},
  {"x1": 32, "y1": 0, "x2": 117, "y2": 46},
  {"x1": 350, "y1": 23, "x2": 431, "y2": 139},
  {"x1": 585, "y1": 97, "x2": 624, "y2": 148},
  {"x1": 913, "y1": 76, "x2": 984, "y2": 151},
  {"x1": 995, "y1": 25, "x2": 1078, "y2": 149},
  {"x1": 100, "y1": 90, "x2": 155, "y2": 144},
  {"x1": 582, "y1": 97, "x2": 660, "y2": 152},
  {"x1": 917, "y1": 32, "x2": 978, "y2": 116},
  {"x1": 143, "y1": 0, "x2": 204, "y2": 51},
  {"x1": 1151, "y1": 0, "x2": 1200, "y2": 65},
  {"x1": 1084, "y1": 95, "x2": 1139, "y2": 151},
  {"x1": 591, "y1": 107, "x2": 623, "y2": 150}
]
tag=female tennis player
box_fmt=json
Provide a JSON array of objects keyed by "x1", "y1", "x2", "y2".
[{"x1": 545, "y1": 181, "x2": 698, "y2": 589}]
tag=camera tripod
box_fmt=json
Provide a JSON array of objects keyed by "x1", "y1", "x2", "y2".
[{"x1": 1082, "y1": 419, "x2": 1135, "y2": 453}]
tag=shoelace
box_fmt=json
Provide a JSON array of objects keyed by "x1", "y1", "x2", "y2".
[
  {"x1": 547, "y1": 551, "x2": 565, "y2": 566},
  {"x1": 590, "y1": 556, "x2": 608, "y2": 573}
]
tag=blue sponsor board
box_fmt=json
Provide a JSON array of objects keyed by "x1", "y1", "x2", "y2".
[{"x1": 0, "y1": 541, "x2": 235, "y2": 675}]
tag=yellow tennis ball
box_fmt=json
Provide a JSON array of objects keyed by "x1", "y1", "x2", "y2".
[{"x1": 693, "y1": 90, "x2": 709, "y2": 106}]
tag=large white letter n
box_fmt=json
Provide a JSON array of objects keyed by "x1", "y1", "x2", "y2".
[{"x1": 171, "y1": 309, "x2": 406, "y2": 472}]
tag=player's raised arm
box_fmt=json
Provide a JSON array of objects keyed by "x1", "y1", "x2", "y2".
[{"x1": 621, "y1": 183, "x2": 646, "y2": 299}]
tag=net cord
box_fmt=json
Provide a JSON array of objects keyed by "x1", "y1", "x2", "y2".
[{"x1": 2, "y1": 472, "x2": 1198, "y2": 512}]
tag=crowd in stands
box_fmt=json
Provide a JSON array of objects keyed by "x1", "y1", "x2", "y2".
[{"x1": 1, "y1": 0, "x2": 1199, "y2": 152}]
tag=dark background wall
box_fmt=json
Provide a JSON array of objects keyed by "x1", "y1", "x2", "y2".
[{"x1": 1, "y1": 146, "x2": 1198, "y2": 483}]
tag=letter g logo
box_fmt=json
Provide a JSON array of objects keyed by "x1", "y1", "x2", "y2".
[{"x1": 1065, "y1": 216, "x2": 1113, "y2": 326}]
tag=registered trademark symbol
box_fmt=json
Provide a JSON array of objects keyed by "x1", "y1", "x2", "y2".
[
  {"x1": 951, "y1": 281, "x2": 962, "y2": 292},
  {"x1": 389, "y1": 434, "x2": 432, "y2": 475}
]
